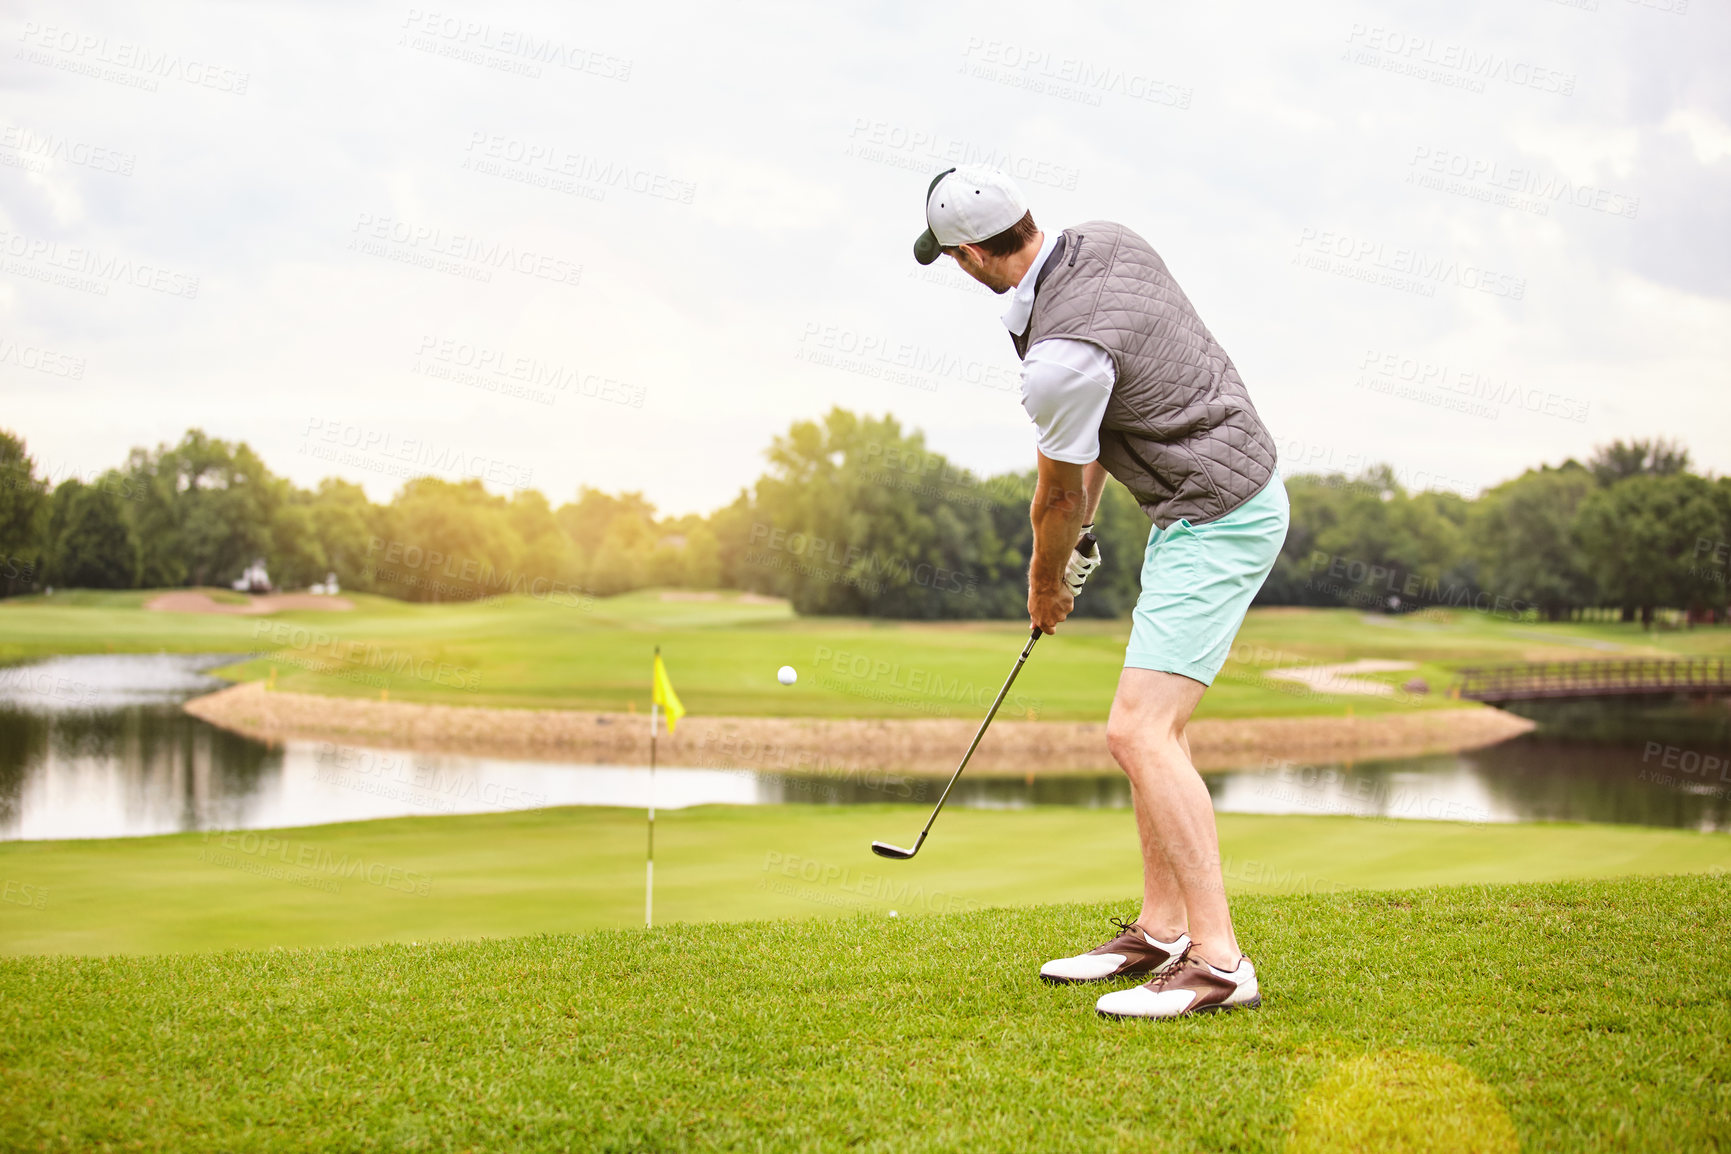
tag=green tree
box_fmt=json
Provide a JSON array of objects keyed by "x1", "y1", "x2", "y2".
[
  {"x1": 676, "y1": 520, "x2": 721, "y2": 588},
  {"x1": 711, "y1": 491, "x2": 759, "y2": 590},
  {"x1": 374, "y1": 478, "x2": 523, "y2": 602},
  {"x1": 1304, "y1": 467, "x2": 1471, "y2": 613},
  {"x1": 739, "y1": 408, "x2": 1020, "y2": 619},
  {"x1": 48, "y1": 478, "x2": 141, "y2": 589},
  {"x1": 1258, "y1": 474, "x2": 1353, "y2": 606},
  {"x1": 586, "y1": 513, "x2": 656, "y2": 596},
  {"x1": 507, "y1": 490, "x2": 585, "y2": 598},
  {"x1": 637, "y1": 513, "x2": 718, "y2": 590},
  {"x1": 268, "y1": 501, "x2": 328, "y2": 590},
  {"x1": 555, "y1": 487, "x2": 665, "y2": 596},
  {"x1": 1588, "y1": 438, "x2": 1689, "y2": 487},
  {"x1": 1576, "y1": 473, "x2": 1722, "y2": 625},
  {"x1": 556, "y1": 489, "x2": 656, "y2": 560},
  {"x1": 1472, "y1": 464, "x2": 1596, "y2": 619},
  {"x1": 306, "y1": 479, "x2": 380, "y2": 591},
  {"x1": 0, "y1": 430, "x2": 49, "y2": 595},
  {"x1": 1702, "y1": 478, "x2": 1731, "y2": 617},
  {"x1": 125, "y1": 430, "x2": 280, "y2": 587}
]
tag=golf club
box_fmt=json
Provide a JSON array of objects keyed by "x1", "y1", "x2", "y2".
[{"x1": 871, "y1": 531, "x2": 1094, "y2": 860}]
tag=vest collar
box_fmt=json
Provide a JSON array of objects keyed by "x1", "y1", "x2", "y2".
[
  {"x1": 1007, "y1": 230, "x2": 1077, "y2": 360},
  {"x1": 999, "y1": 229, "x2": 1063, "y2": 337}
]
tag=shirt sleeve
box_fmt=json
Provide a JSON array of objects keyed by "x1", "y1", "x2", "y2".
[{"x1": 1019, "y1": 338, "x2": 1116, "y2": 464}]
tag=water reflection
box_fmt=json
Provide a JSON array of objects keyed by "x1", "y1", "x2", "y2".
[
  {"x1": 0, "y1": 656, "x2": 276, "y2": 840},
  {"x1": 0, "y1": 653, "x2": 239, "y2": 710},
  {"x1": 0, "y1": 703, "x2": 280, "y2": 840},
  {"x1": 1205, "y1": 739, "x2": 1730, "y2": 832},
  {"x1": 1469, "y1": 736, "x2": 1730, "y2": 829},
  {"x1": 1, "y1": 655, "x2": 1727, "y2": 839},
  {"x1": 1502, "y1": 696, "x2": 1731, "y2": 748}
]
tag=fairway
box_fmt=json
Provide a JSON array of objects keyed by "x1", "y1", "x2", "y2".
[
  {"x1": 2, "y1": 874, "x2": 1726, "y2": 1152},
  {"x1": 5, "y1": 805, "x2": 1731, "y2": 956},
  {"x1": 6, "y1": 3, "x2": 1723, "y2": 1147},
  {"x1": 2, "y1": 591, "x2": 1722, "y2": 722}
]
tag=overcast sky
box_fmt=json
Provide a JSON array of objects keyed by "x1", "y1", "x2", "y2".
[{"x1": 4, "y1": 0, "x2": 1727, "y2": 513}]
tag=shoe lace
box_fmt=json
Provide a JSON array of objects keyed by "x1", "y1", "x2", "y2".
[
  {"x1": 1108, "y1": 915, "x2": 1138, "y2": 935},
  {"x1": 1146, "y1": 944, "x2": 1197, "y2": 990}
]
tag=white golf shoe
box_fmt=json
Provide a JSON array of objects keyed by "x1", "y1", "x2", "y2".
[
  {"x1": 1095, "y1": 949, "x2": 1261, "y2": 1019},
  {"x1": 1039, "y1": 918, "x2": 1190, "y2": 984}
]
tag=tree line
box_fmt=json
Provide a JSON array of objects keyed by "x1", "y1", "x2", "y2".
[{"x1": 1, "y1": 413, "x2": 1726, "y2": 624}]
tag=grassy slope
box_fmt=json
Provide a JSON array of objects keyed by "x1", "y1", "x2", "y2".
[
  {"x1": 1, "y1": 875, "x2": 1726, "y2": 1152},
  {"x1": 2, "y1": 591, "x2": 1725, "y2": 721},
  {"x1": 4, "y1": 805, "x2": 1731, "y2": 957}
]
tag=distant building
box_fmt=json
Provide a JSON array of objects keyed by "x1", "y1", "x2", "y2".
[{"x1": 232, "y1": 559, "x2": 272, "y2": 594}]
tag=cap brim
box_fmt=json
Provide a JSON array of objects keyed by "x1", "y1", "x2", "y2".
[{"x1": 913, "y1": 229, "x2": 943, "y2": 266}]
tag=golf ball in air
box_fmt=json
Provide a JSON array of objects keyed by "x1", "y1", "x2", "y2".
[{"x1": 777, "y1": 665, "x2": 797, "y2": 686}]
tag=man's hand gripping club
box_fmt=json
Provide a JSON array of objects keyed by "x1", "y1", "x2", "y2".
[{"x1": 1029, "y1": 453, "x2": 1108, "y2": 634}]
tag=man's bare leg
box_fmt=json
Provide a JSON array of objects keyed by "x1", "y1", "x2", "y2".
[
  {"x1": 1108, "y1": 667, "x2": 1240, "y2": 969},
  {"x1": 1124, "y1": 725, "x2": 1200, "y2": 939},
  {"x1": 1125, "y1": 781, "x2": 1185, "y2": 940}
]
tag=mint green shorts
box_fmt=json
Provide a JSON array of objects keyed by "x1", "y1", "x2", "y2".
[{"x1": 1125, "y1": 472, "x2": 1289, "y2": 685}]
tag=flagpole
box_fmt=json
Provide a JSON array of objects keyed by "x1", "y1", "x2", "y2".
[{"x1": 647, "y1": 647, "x2": 658, "y2": 929}]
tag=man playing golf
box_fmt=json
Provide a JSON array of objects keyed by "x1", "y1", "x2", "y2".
[{"x1": 913, "y1": 167, "x2": 1288, "y2": 1020}]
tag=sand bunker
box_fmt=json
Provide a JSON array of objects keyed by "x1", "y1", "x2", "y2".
[
  {"x1": 185, "y1": 682, "x2": 1534, "y2": 775},
  {"x1": 659, "y1": 591, "x2": 782, "y2": 605},
  {"x1": 145, "y1": 591, "x2": 355, "y2": 615},
  {"x1": 1266, "y1": 660, "x2": 1417, "y2": 697}
]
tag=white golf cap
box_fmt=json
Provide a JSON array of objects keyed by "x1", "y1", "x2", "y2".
[{"x1": 913, "y1": 166, "x2": 1029, "y2": 265}]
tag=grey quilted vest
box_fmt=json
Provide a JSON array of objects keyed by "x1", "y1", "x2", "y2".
[{"x1": 1013, "y1": 221, "x2": 1277, "y2": 527}]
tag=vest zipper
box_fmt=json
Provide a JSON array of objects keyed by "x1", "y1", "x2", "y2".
[{"x1": 1114, "y1": 431, "x2": 1169, "y2": 494}]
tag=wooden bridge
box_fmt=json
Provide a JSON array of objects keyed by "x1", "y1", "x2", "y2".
[{"x1": 1455, "y1": 657, "x2": 1731, "y2": 704}]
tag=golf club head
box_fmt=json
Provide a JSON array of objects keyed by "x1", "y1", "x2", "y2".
[{"x1": 870, "y1": 839, "x2": 918, "y2": 860}]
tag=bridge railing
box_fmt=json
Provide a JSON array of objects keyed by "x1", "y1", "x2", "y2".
[{"x1": 1456, "y1": 657, "x2": 1731, "y2": 701}]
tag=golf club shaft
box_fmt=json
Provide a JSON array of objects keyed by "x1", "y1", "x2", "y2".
[{"x1": 911, "y1": 623, "x2": 1042, "y2": 845}]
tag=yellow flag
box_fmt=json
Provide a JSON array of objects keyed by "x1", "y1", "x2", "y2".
[{"x1": 652, "y1": 653, "x2": 686, "y2": 733}]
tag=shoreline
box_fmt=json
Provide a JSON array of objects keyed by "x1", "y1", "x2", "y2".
[{"x1": 184, "y1": 682, "x2": 1536, "y2": 774}]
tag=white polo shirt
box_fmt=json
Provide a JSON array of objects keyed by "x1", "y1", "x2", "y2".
[{"x1": 1001, "y1": 231, "x2": 1116, "y2": 465}]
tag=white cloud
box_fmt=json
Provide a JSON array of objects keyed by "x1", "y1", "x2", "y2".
[
  {"x1": 1, "y1": 0, "x2": 1728, "y2": 515},
  {"x1": 1663, "y1": 108, "x2": 1731, "y2": 166}
]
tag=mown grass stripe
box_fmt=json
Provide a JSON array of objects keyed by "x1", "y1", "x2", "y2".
[{"x1": 1, "y1": 876, "x2": 1726, "y2": 1151}]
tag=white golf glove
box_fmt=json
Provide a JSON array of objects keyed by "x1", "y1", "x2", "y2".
[{"x1": 1064, "y1": 524, "x2": 1101, "y2": 596}]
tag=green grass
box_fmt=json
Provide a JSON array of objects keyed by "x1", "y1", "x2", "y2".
[
  {"x1": 1, "y1": 874, "x2": 1726, "y2": 1151},
  {"x1": 5, "y1": 805, "x2": 1731, "y2": 957},
  {"x1": 3, "y1": 590, "x2": 1727, "y2": 720}
]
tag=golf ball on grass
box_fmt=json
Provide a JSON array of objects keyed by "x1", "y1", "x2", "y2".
[{"x1": 777, "y1": 665, "x2": 797, "y2": 686}]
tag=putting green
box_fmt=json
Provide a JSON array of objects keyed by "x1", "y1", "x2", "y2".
[
  {"x1": 2, "y1": 592, "x2": 1723, "y2": 720},
  {"x1": 3, "y1": 804, "x2": 1728, "y2": 956}
]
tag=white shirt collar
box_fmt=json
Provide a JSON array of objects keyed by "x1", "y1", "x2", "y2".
[{"x1": 999, "y1": 230, "x2": 1061, "y2": 337}]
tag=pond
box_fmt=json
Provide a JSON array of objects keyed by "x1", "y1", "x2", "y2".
[{"x1": 1, "y1": 655, "x2": 1727, "y2": 841}]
